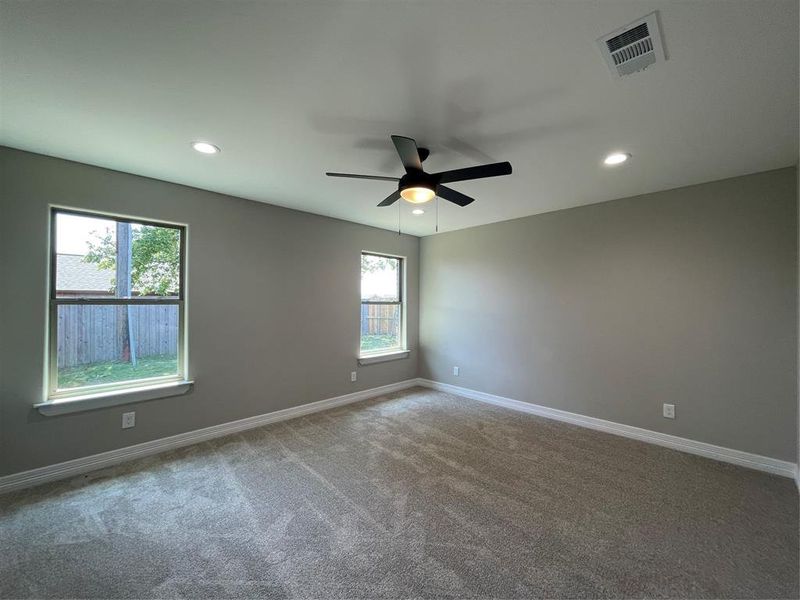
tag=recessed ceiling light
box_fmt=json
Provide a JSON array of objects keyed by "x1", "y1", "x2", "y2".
[
  {"x1": 412, "y1": 208, "x2": 425, "y2": 216},
  {"x1": 603, "y1": 152, "x2": 630, "y2": 166},
  {"x1": 191, "y1": 141, "x2": 220, "y2": 154}
]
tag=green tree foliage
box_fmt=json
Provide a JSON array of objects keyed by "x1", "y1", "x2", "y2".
[
  {"x1": 361, "y1": 254, "x2": 398, "y2": 275},
  {"x1": 85, "y1": 225, "x2": 180, "y2": 296}
]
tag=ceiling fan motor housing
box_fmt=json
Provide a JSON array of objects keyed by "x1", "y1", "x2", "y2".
[{"x1": 399, "y1": 169, "x2": 437, "y2": 194}]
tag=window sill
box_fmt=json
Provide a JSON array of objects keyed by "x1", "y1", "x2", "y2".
[
  {"x1": 358, "y1": 350, "x2": 410, "y2": 365},
  {"x1": 35, "y1": 380, "x2": 194, "y2": 416}
]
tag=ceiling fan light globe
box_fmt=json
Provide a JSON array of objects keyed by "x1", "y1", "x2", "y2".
[{"x1": 400, "y1": 186, "x2": 435, "y2": 204}]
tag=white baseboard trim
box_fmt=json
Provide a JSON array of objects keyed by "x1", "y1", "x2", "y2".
[
  {"x1": 3, "y1": 378, "x2": 795, "y2": 493},
  {"x1": 417, "y1": 379, "x2": 797, "y2": 479},
  {"x1": 0, "y1": 379, "x2": 419, "y2": 495}
]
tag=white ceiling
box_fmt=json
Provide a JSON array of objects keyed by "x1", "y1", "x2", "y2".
[{"x1": 1, "y1": 1, "x2": 797, "y2": 236}]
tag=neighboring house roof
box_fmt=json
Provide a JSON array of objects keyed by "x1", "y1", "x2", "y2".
[{"x1": 56, "y1": 254, "x2": 114, "y2": 292}]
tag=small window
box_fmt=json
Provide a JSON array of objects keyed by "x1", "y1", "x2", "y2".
[
  {"x1": 360, "y1": 252, "x2": 404, "y2": 355},
  {"x1": 49, "y1": 208, "x2": 186, "y2": 397}
]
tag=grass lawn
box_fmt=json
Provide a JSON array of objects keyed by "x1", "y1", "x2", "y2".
[
  {"x1": 360, "y1": 334, "x2": 400, "y2": 353},
  {"x1": 58, "y1": 354, "x2": 178, "y2": 389}
]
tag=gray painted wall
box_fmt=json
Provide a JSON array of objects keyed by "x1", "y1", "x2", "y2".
[
  {"x1": 420, "y1": 168, "x2": 798, "y2": 461},
  {"x1": 2, "y1": 147, "x2": 797, "y2": 478},
  {"x1": 0, "y1": 147, "x2": 419, "y2": 476}
]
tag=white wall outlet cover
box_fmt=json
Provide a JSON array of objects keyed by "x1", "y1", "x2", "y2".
[
  {"x1": 662, "y1": 404, "x2": 675, "y2": 419},
  {"x1": 453, "y1": 366, "x2": 460, "y2": 376},
  {"x1": 350, "y1": 371, "x2": 357, "y2": 382},
  {"x1": 122, "y1": 411, "x2": 136, "y2": 429}
]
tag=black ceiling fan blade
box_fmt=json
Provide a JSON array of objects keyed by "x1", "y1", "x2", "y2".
[
  {"x1": 438, "y1": 185, "x2": 475, "y2": 207},
  {"x1": 326, "y1": 172, "x2": 400, "y2": 182},
  {"x1": 377, "y1": 190, "x2": 401, "y2": 207},
  {"x1": 433, "y1": 161, "x2": 512, "y2": 184},
  {"x1": 391, "y1": 135, "x2": 423, "y2": 172}
]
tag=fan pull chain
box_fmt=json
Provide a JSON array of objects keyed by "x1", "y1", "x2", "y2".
[
  {"x1": 398, "y1": 200, "x2": 401, "y2": 235},
  {"x1": 436, "y1": 195, "x2": 439, "y2": 233}
]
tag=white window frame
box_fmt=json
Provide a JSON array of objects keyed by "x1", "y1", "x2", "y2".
[
  {"x1": 46, "y1": 207, "x2": 188, "y2": 400},
  {"x1": 359, "y1": 251, "x2": 406, "y2": 358}
]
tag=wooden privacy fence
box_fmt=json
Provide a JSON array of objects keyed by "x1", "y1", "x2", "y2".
[
  {"x1": 360, "y1": 303, "x2": 400, "y2": 335},
  {"x1": 57, "y1": 304, "x2": 178, "y2": 368},
  {"x1": 60, "y1": 304, "x2": 390, "y2": 368}
]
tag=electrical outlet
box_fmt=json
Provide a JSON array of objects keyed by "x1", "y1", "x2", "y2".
[
  {"x1": 662, "y1": 403, "x2": 675, "y2": 419},
  {"x1": 350, "y1": 371, "x2": 357, "y2": 382},
  {"x1": 453, "y1": 366, "x2": 460, "y2": 376},
  {"x1": 122, "y1": 411, "x2": 136, "y2": 429}
]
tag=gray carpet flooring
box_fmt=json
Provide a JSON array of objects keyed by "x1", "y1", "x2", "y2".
[{"x1": 1, "y1": 387, "x2": 797, "y2": 599}]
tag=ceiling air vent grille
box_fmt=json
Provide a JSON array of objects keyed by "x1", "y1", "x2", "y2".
[{"x1": 597, "y1": 12, "x2": 665, "y2": 78}]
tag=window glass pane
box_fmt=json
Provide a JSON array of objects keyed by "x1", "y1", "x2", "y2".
[
  {"x1": 361, "y1": 254, "x2": 400, "y2": 302},
  {"x1": 56, "y1": 304, "x2": 179, "y2": 389},
  {"x1": 55, "y1": 212, "x2": 181, "y2": 299},
  {"x1": 360, "y1": 303, "x2": 401, "y2": 352},
  {"x1": 55, "y1": 212, "x2": 116, "y2": 297}
]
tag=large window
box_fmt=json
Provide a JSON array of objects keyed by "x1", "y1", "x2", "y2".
[
  {"x1": 360, "y1": 252, "x2": 404, "y2": 355},
  {"x1": 49, "y1": 208, "x2": 186, "y2": 397}
]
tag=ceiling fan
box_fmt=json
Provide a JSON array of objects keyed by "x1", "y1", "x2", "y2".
[{"x1": 326, "y1": 135, "x2": 512, "y2": 207}]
